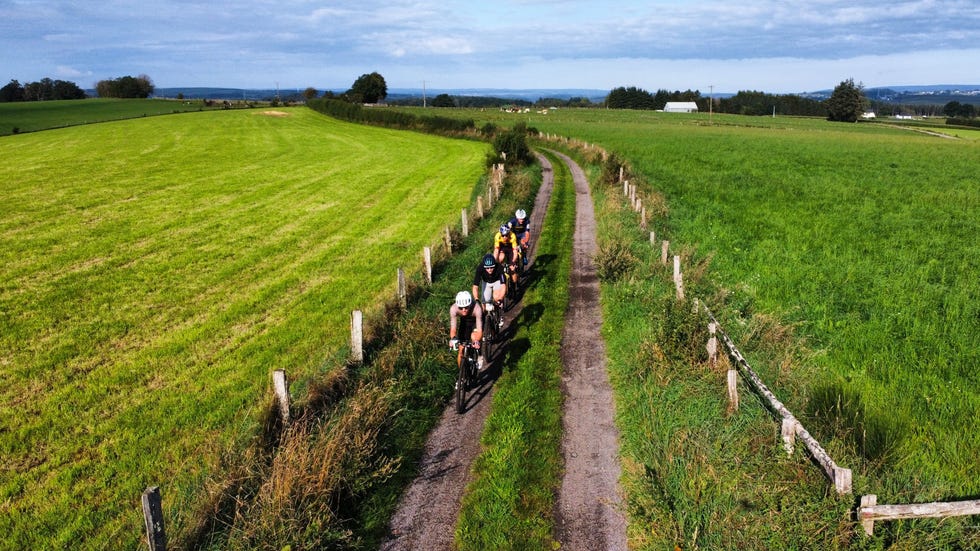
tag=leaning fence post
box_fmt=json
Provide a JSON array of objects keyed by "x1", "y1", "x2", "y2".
[
  {"x1": 272, "y1": 369, "x2": 290, "y2": 424},
  {"x1": 834, "y1": 466, "x2": 853, "y2": 496},
  {"x1": 423, "y1": 247, "x2": 432, "y2": 284},
  {"x1": 397, "y1": 268, "x2": 407, "y2": 308},
  {"x1": 351, "y1": 310, "x2": 363, "y2": 363},
  {"x1": 142, "y1": 486, "x2": 167, "y2": 551},
  {"x1": 461, "y1": 208, "x2": 468, "y2": 238}
]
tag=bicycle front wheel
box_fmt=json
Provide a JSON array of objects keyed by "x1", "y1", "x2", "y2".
[{"x1": 455, "y1": 357, "x2": 466, "y2": 413}]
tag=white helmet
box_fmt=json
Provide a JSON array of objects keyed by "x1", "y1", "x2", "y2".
[
  {"x1": 455, "y1": 291, "x2": 473, "y2": 308},
  {"x1": 516, "y1": 209, "x2": 526, "y2": 219}
]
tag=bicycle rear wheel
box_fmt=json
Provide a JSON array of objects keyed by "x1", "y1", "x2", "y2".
[{"x1": 454, "y1": 356, "x2": 466, "y2": 413}]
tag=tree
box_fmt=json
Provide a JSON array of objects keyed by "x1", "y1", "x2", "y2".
[
  {"x1": 0, "y1": 80, "x2": 24, "y2": 102},
  {"x1": 431, "y1": 93, "x2": 455, "y2": 107},
  {"x1": 825, "y1": 78, "x2": 867, "y2": 122},
  {"x1": 95, "y1": 74, "x2": 154, "y2": 98},
  {"x1": 302, "y1": 87, "x2": 318, "y2": 100},
  {"x1": 347, "y1": 72, "x2": 387, "y2": 104}
]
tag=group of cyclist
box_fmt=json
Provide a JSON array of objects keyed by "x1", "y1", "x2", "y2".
[{"x1": 448, "y1": 208, "x2": 531, "y2": 371}]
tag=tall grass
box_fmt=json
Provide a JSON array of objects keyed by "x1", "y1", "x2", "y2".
[{"x1": 0, "y1": 107, "x2": 488, "y2": 549}]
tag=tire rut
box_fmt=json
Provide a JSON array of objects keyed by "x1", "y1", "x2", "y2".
[{"x1": 380, "y1": 154, "x2": 556, "y2": 551}]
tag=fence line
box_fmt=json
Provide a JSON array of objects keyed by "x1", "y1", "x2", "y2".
[
  {"x1": 703, "y1": 307, "x2": 853, "y2": 495},
  {"x1": 859, "y1": 495, "x2": 980, "y2": 536}
]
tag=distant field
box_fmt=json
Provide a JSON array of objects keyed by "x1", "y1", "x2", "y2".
[
  {"x1": 0, "y1": 97, "x2": 228, "y2": 135},
  {"x1": 0, "y1": 106, "x2": 488, "y2": 548}
]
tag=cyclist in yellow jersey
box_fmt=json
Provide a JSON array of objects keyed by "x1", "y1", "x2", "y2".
[{"x1": 493, "y1": 224, "x2": 520, "y2": 284}]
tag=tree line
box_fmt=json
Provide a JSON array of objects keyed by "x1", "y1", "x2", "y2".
[
  {"x1": 1, "y1": 78, "x2": 86, "y2": 102},
  {"x1": 0, "y1": 74, "x2": 157, "y2": 102}
]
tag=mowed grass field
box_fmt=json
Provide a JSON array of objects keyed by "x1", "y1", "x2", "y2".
[
  {"x1": 0, "y1": 107, "x2": 488, "y2": 548},
  {"x1": 0, "y1": 97, "x2": 225, "y2": 136}
]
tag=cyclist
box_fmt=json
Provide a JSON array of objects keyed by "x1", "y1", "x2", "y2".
[
  {"x1": 492, "y1": 224, "x2": 520, "y2": 285},
  {"x1": 508, "y1": 208, "x2": 531, "y2": 267},
  {"x1": 472, "y1": 253, "x2": 507, "y2": 328},
  {"x1": 449, "y1": 291, "x2": 484, "y2": 370}
]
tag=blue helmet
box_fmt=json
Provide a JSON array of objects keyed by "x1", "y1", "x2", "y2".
[
  {"x1": 499, "y1": 224, "x2": 510, "y2": 236},
  {"x1": 482, "y1": 253, "x2": 496, "y2": 268}
]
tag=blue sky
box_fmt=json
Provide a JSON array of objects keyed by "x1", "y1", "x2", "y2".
[{"x1": 2, "y1": 0, "x2": 979, "y2": 94}]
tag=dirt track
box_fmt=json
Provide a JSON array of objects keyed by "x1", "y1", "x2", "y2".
[{"x1": 380, "y1": 152, "x2": 625, "y2": 550}]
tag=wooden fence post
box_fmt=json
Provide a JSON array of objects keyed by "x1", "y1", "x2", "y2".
[
  {"x1": 860, "y1": 494, "x2": 878, "y2": 536},
  {"x1": 351, "y1": 310, "x2": 363, "y2": 363},
  {"x1": 142, "y1": 486, "x2": 167, "y2": 551},
  {"x1": 444, "y1": 226, "x2": 452, "y2": 253},
  {"x1": 673, "y1": 255, "x2": 685, "y2": 300},
  {"x1": 641, "y1": 206, "x2": 647, "y2": 228},
  {"x1": 397, "y1": 268, "x2": 407, "y2": 308},
  {"x1": 423, "y1": 247, "x2": 432, "y2": 284},
  {"x1": 273, "y1": 369, "x2": 290, "y2": 424},
  {"x1": 487, "y1": 186, "x2": 493, "y2": 210},
  {"x1": 650, "y1": 230, "x2": 656, "y2": 246},
  {"x1": 476, "y1": 196, "x2": 484, "y2": 219},
  {"x1": 661, "y1": 241, "x2": 669, "y2": 265},
  {"x1": 623, "y1": 180, "x2": 629, "y2": 197},
  {"x1": 461, "y1": 208, "x2": 468, "y2": 238},
  {"x1": 619, "y1": 166, "x2": 624, "y2": 182},
  {"x1": 781, "y1": 417, "x2": 797, "y2": 455}
]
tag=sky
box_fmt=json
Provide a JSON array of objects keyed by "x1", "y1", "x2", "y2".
[{"x1": 2, "y1": 0, "x2": 979, "y2": 94}]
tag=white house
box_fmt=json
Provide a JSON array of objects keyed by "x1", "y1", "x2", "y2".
[{"x1": 663, "y1": 101, "x2": 699, "y2": 113}]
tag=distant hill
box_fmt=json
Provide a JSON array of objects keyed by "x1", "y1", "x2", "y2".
[{"x1": 801, "y1": 84, "x2": 980, "y2": 104}]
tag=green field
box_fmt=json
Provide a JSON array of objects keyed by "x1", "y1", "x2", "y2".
[
  {"x1": 0, "y1": 107, "x2": 489, "y2": 548},
  {"x1": 407, "y1": 106, "x2": 979, "y2": 546},
  {"x1": 0, "y1": 97, "x2": 234, "y2": 136}
]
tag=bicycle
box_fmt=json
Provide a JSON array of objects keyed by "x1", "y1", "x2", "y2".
[
  {"x1": 453, "y1": 340, "x2": 480, "y2": 414},
  {"x1": 481, "y1": 300, "x2": 502, "y2": 363}
]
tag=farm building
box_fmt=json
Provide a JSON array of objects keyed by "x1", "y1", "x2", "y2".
[{"x1": 663, "y1": 101, "x2": 699, "y2": 113}]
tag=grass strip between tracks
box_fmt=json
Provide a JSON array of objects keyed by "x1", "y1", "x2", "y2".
[{"x1": 455, "y1": 150, "x2": 574, "y2": 549}]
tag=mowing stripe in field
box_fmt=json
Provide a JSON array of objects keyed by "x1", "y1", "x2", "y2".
[{"x1": 0, "y1": 107, "x2": 488, "y2": 549}]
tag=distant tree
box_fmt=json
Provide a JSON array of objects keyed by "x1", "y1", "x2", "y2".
[
  {"x1": 943, "y1": 100, "x2": 976, "y2": 118},
  {"x1": 431, "y1": 93, "x2": 455, "y2": 107},
  {"x1": 95, "y1": 74, "x2": 154, "y2": 98},
  {"x1": 347, "y1": 72, "x2": 387, "y2": 104},
  {"x1": 825, "y1": 78, "x2": 867, "y2": 122},
  {"x1": 1, "y1": 79, "x2": 25, "y2": 102},
  {"x1": 605, "y1": 86, "x2": 656, "y2": 109},
  {"x1": 302, "y1": 87, "x2": 318, "y2": 100}
]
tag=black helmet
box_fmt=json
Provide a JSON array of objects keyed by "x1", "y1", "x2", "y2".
[{"x1": 482, "y1": 253, "x2": 496, "y2": 268}]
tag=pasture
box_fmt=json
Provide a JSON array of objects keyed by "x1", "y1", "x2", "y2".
[
  {"x1": 0, "y1": 97, "x2": 229, "y2": 136},
  {"x1": 413, "y1": 106, "x2": 979, "y2": 546},
  {"x1": 0, "y1": 107, "x2": 488, "y2": 548}
]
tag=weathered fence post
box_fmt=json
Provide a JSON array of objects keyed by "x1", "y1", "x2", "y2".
[
  {"x1": 461, "y1": 208, "x2": 468, "y2": 238},
  {"x1": 273, "y1": 369, "x2": 290, "y2": 424},
  {"x1": 623, "y1": 180, "x2": 629, "y2": 197},
  {"x1": 423, "y1": 247, "x2": 432, "y2": 284},
  {"x1": 619, "y1": 166, "x2": 624, "y2": 182},
  {"x1": 641, "y1": 206, "x2": 647, "y2": 228},
  {"x1": 487, "y1": 186, "x2": 493, "y2": 210},
  {"x1": 476, "y1": 196, "x2": 484, "y2": 219},
  {"x1": 673, "y1": 255, "x2": 685, "y2": 300},
  {"x1": 444, "y1": 226, "x2": 452, "y2": 253},
  {"x1": 661, "y1": 241, "x2": 669, "y2": 265},
  {"x1": 351, "y1": 310, "x2": 363, "y2": 363},
  {"x1": 142, "y1": 486, "x2": 167, "y2": 551},
  {"x1": 397, "y1": 268, "x2": 407, "y2": 308},
  {"x1": 781, "y1": 417, "x2": 797, "y2": 455},
  {"x1": 860, "y1": 495, "x2": 878, "y2": 536}
]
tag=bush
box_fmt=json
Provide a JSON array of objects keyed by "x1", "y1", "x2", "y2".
[{"x1": 594, "y1": 240, "x2": 637, "y2": 282}]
